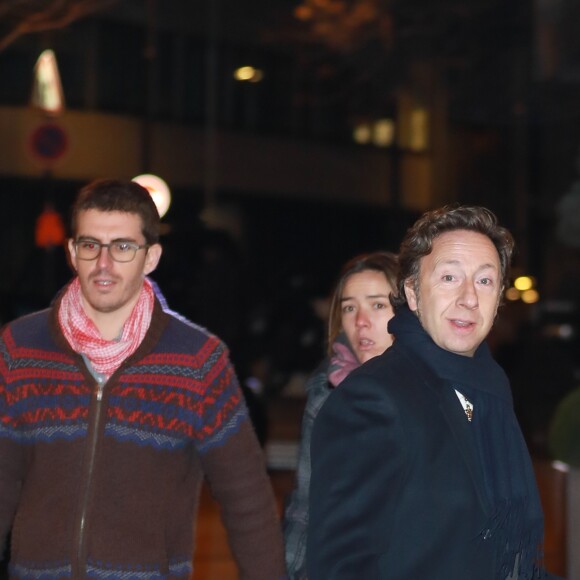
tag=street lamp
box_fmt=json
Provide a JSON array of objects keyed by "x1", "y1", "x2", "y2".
[
  {"x1": 132, "y1": 173, "x2": 172, "y2": 219},
  {"x1": 31, "y1": 49, "x2": 65, "y2": 116}
]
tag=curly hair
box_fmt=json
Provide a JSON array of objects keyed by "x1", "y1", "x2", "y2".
[{"x1": 391, "y1": 205, "x2": 514, "y2": 308}]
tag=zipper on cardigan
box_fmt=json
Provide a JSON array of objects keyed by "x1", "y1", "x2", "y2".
[{"x1": 74, "y1": 379, "x2": 106, "y2": 578}]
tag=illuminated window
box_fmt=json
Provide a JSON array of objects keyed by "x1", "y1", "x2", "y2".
[
  {"x1": 373, "y1": 119, "x2": 395, "y2": 147},
  {"x1": 408, "y1": 108, "x2": 428, "y2": 151},
  {"x1": 353, "y1": 123, "x2": 372, "y2": 144}
]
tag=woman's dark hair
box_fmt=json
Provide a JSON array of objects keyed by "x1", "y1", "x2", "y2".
[
  {"x1": 70, "y1": 179, "x2": 160, "y2": 245},
  {"x1": 327, "y1": 251, "x2": 398, "y2": 355},
  {"x1": 391, "y1": 205, "x2": 514, "y2": 308}
]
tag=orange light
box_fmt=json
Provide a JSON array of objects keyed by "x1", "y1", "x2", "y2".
[
  {"x1": 35, "y1": 205, "x2": 66, "y2": 248},
  {"x1": 521, "y1": 289, "x2": 540, "y2": 304},
  {"x1": 505, "y1": 287, "x2": 520, "y2": 301}
]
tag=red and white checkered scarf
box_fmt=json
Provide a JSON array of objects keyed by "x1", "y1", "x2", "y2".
[{"x1": 58, "y1": 277, "x2": 155, "y2": 377}]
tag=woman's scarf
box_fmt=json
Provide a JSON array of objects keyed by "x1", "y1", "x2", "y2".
[
  {"x1": 58, "y1": 277, "x2": 155, "y2": 378},
  {"x1": 328, "y1": 332, "x2": 360, "y2": 387},
  {"x1": 389, "y1": 306, "x2": 546, "y2": 579}
]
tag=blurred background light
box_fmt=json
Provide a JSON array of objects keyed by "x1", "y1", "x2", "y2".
[
  {"x1": 514, "y1": 275, "x2": 535, "y2": 291},
  {"x1": 372, "y1": 118, "x2": 395, "y2": 147},
  {"x1": 505, "y1": 287, "x2": 521, "y2": 301},
  {"x1": 234, "y1": 66, "x2": 264, "y2": 83},
  {"x1": 132, "y1": 173, "x2": 172, "y2": 218},
  {"x1": 31, "y1": 49, "x2": 65, "y2": 116},
  {"x1": 521, "y1": 288, "x2": 540, "y2": 304},
  {"x1": 353, "y1": 122, "x2": 372, "y2": 144}
]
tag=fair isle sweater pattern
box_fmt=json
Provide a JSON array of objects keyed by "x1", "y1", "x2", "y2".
[
  {"x1": 10, "y1": 558, "x2": 193, "y2": 580},
  {"x1": 10, "y1": 558, "x2": 194, "y2": 579},
  {"x1": 0, "y1": 302, "x2": 253, "y2": 580},
  {"x1": 0, "y1": 311, "x2": 245, "y2": 453}
]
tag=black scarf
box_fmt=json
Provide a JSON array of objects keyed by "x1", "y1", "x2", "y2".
[{"x1": 389, "y1": 307, "x2": 546, "y2": 579}]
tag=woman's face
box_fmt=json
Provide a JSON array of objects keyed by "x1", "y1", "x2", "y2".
[{"x1": 340, "y1": 270, "x2": 395, "y2": 364}]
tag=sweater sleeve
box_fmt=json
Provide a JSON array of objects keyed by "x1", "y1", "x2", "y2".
[
  {"x1": 198, "y1": 358, "x2": 286, "y2": 580},
  {"x1": 283, "y1": 370, "x2": 330, "y2": 580},
  {"x1": 0, "y1": 338, "x2": 24, "y2": 558}
]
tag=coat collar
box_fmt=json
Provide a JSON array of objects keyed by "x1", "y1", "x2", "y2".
[{"x1": 390, "y1": 311, "x2": 496, "y2": 515}]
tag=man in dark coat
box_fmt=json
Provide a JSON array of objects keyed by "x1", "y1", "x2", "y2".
[{"x1": 307, "y1": 206, "x2": 559, "y2": 579}]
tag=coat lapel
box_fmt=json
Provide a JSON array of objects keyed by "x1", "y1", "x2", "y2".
[
  {"x1": 396, "y1": 339, "x2": 493, "y2": 515},
  {"x1": 437, "y1": 382, "x2": 493, "y2": 515}
]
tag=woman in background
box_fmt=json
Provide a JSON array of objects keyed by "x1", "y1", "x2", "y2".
[{"x1": 283, "y1": 251, "x2": 398, "y2": 579}]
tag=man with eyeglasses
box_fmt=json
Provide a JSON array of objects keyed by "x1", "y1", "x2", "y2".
[{"x1": 0, "y1": 179, "x2": 286, "y2": 579}]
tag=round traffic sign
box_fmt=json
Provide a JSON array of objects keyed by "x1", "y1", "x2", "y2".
[{"x1": 29, "y1": 123, "x2": 68, "y2": 162}]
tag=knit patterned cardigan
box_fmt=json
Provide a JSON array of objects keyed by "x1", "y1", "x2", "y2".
[{"x1": 0, "y1": 293, "x2": 285, "y2": 580}]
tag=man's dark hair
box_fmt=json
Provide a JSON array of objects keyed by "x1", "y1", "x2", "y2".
[
  {"x1": 70, "y1": 179, "x2": 160, "y2": 244},
  {"x1": 391, "y1": 205, "x2": 515, "y2": 307}
]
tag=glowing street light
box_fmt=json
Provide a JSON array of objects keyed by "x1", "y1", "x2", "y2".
[
  {"x1": 132, "y1": 174, "x2": 172, "y2": 218},
  {"x1": 31, "y1": 49, "x2": 65, "y2": 116},
  {"x1": 234, "y1": 66, "x2": 264, "y2": 83},
  {"x1": 514, "y1": 276, "x2": 535, "y2": 291}
]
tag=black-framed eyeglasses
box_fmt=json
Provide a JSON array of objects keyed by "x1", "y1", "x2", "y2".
[{"x1": 73, "y1": 239, "x2": 149, "y2": 263}]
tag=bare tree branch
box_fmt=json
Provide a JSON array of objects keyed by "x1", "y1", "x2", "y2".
[{"x1": 0, "y1": 0, "x2": 120, "y2": 53}]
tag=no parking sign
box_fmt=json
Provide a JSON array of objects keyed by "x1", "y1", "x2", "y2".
[{"x1": 27, "y1": 122, "x2": 69, "y2": 166}]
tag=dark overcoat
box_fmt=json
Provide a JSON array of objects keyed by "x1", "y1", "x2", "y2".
[{"x1": 307, "y1": 339, "x2": 515, "y2": 580}]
